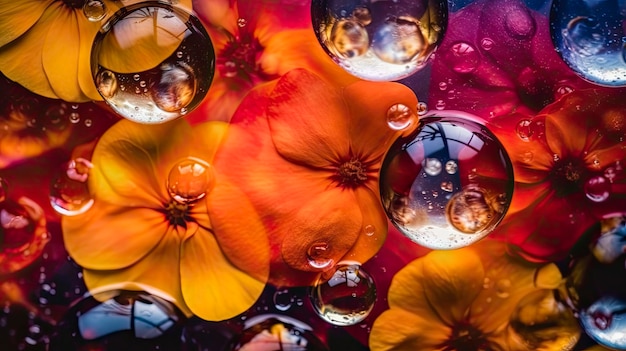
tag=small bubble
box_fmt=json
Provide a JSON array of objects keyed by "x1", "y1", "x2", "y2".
[
  {"x1": 386, "y1": 103, "x2": 417, "y2": 131},
  {"x1": 423, "y1": 158, "x2": 443, "y2": 176},
  {"x1": 449, "y1": 42, "x2": 479, "y2": 74},
  {"x1": 352, "y1": 7, "x2": 372, "y2": 26},
  {"x1": 495, "y1": 279, "x2": 511, "y2": 298},
  {"x1": 272, "y1": 288, "x2": 294, "y2": 312},
  {"x1": 516, "y1": 119, "x2": 533, "y2": 141},
  {"x1": 445, "y1": 160, "x2": 458, "y2": 174},
  {"x1": 237, "y1": 18, "x2": 247, "y2": 27},
  {"x1": 435, "y1": 100, "x2": 445, "y2": 110},
  {"x1": 480, "y1": 37, "x2": 494, "y2": 51},
  {"x1": 306, "y1": 242, "x2": 334, "y2": 270},
  {"x1": 50, "y1": 158, "x2": 94, "y2": 216},
  {"x1": 96, "y1": 70, "x2": 117, "y2": 99},
  {"x1": 441, "y1": 181, "x2": 454, "y2": 192},
  {"x1": 438, "y1": 81, "x2": 448, "y2": 91},
  {"x1": 133, "y1": 74, "x2": 141, "y2": 81},
  {"x1": 83, "y1": 0, "x2": 106, "y2": 22},
  {"x1": 364, "y1": 224, "x2": 375, "y2": 236},
  {"x1": 584, "y1": 175, "x2": 610, "y2": 202},
  {"x1": 167, "y1": 157, "x2": 214, "y2": 204},
  {"x1": 417, "y1": 102, "x2": 428, "y2": 116}
]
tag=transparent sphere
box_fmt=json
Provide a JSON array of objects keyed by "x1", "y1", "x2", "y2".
[
  {"x1": 49, "y1": 158, "x2": 94, "y2": 216},
  {"x1": 563, "y1": 216, "x2": 626, "y2": 349},
  {"x1": 309, "y1": 262, "x2": 376, "y2": 326},
  {"x1": 167, "y1": 157, "x2": 214, "y2": 204},
  {"x1": 92, "y1": 2, "x2": 215, "y2": 123},
  {"x1": 380, "y1": 112, "x2": 514, "y2": 250},
  {"x1": 311, "y1": 0, "x2": 447, "y2": 81},
  {"x1": 550, "y1": 0, "x2": 626, "y2": 86},
  {"x1": 48, "y1": 289, "x2": 187, "y2": 350},
  {"x1": 230, "y1": 314, "x2": 328, "y2": 351}
]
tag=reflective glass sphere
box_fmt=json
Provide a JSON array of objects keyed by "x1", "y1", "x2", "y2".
[
  {"x1": 380, "y1": 111, "x2": 514, "y2": 249},
  {"x1": 311, "y1": 0, "x2": 447, "y2": 81},
  {"x1": 91, "y1": 2, "x2": 215, "y2": 123}
]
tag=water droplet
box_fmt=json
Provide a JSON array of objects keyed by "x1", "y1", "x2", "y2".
[
  {"x1": 423, "y1": 158, "x2": 443, "y2": 176},
  {"x1": 550, "y1": 1, "x2": 626, "y2": 86},
  {"x1": 309, "y1": 263, "x2": 376, "y2": 326},
  {"x1": 167, "y1": 157, "x2": 214, "y2": 204},
  {"x1": 272, "y1": 288, "x2": 294, "y2": 312},
  {"x1": 495, "y1": 279, "x2": 511, "y2": 298},
  {"x1": 417, "y1": 101, "x2": 428, "y2": 116},
  {"x1": 50, "y1": 158, "x2": 94, "y2": 216},
  {"x1": 480, "y1": 37, "x2": 494, "y2": 51},
  {"x1": 311, "y1": 0, "x2": 447, "y2": 81},
  {"x1": 386, "y1": 103, "x2": 417, "y2": 131},
  {"x1": 83, "y1": 0, "x2": 106, "y2": 22},
  {"x1": 435, "y1": 100, "x2": 445, "y2": 110},
  {"x1": 230, "y1": 315, "x2": 327, "y2": 350},
  {"x1": 380, "y1": 113, "x2": 514, "y2": 250},
  {"x1": 237, "y1": 18, "x2": 247, "y2": 27},
  {"x1": 516, "y1": 119, "x2": 533, "y2": 141},
  {"x1": 92, "y1": 3, "x2": 215, "y2": 123},
  {"x1": 306, "y1": 242, "x2": 334, "y2": 270},
  {"x1": 448, "y1": 42, "x2": 479, "y2": 74},
  {"x1": 438, "y1": 81, "x2": 448, "y2": 91},
  {"x1": 364, "y1": 224, "x2": 375, "y2": 236},
  {"x1": 585, "y1": 175, "x2": 611, "y2": 202}
]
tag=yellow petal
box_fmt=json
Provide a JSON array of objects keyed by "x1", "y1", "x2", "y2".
[
  {"x1": 533, "y1": 263, "x2": 563, "y2": 289},
  {"x1": 370, "y1": 309, "x2": 449, "y2": 351},
  {"x1": 0, "y1": 4, "x2": 56, "y2": 99},
  {"x1": 77, "y1": 12, "x2": 105, "y2": 100},
  {"x1": 42, "y1": 4, "x2": 88, "y2": 102},
  {"x1": 180, "y1": 219, "x2": 266, "y2": 321},
  {"x1": 0, "y1": 0, "x2": 51, "y2": 47},
  {"x1": 62, "y1": 201, "x2": 167, "y2": 270},
  {"x1": 82, "y1": 230, "x2": 191, "y2": 317}
]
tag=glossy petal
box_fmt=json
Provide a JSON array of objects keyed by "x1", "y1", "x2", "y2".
[
  {"x1": 77, "y1": 14, "x2": 104, "y2": 100},
  {"x1": 267, "y1": 69, "x2": 350, "y2": 168},
  {"x1": 82, "y1": 230, "x2": 191, "y2": 317},
  {"x1": 369, "y1": 308, "x2": 449, "y2": 351},
  {"x1": 62, "y1": 201, "x2": 166, "y2": 271},
  {"x1": 0, "y1": 0, "x2": 51, "y2": 47}
]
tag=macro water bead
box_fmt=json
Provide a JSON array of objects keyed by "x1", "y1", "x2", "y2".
[
  {"x1": 91, "y1": 2, "x2": 215, "y2": 123},
  {"x1": 380, "y1": 112, "x2": 514, "y2": 250},
  {"x1": 550, "y1": 0, "x2": 626, "y2": 86},
  {"x1": 311, "y1": 0, "x2": 447, "y2": 81}
]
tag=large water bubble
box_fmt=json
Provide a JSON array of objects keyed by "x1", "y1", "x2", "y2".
[
  {"x1": 550, "y1": 0, "x2": 626, "y2": 86},
  {"x1": 309, "y1": 262, "x2": 376, "y2": 326},
  {"x1": 380, "y1": 111, "x2": 514, "y2": 250},
  {"x1": 48, "y1": 288, "x2": 187, "y2": 350},
  {"x1": 229, "y1": 314, "x2": 328, "y2": 351},
  {"x1": 91, "y1": 2, "x2": 215, "y2": 123},
  {"x1": 311, "y1": 0, "x2": 447, "y2": 81}
]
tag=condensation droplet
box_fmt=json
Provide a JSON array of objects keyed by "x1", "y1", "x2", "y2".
[
  {"x1": 480, "y1": 37, "x2": 494, "y2": 51},
  {"x1": 49, "y1": 158, "x2": 94, "y2": 216},
  {"x1": 167, "y1": 157, "x2": 214, "y2": 204},
  {"x1": 417, "y1": 101, "x2": 428, "y2": 116},
  {"x1": 237, "y1": 18, "x2": 247, "y2": 27},
  {"x1": 387, "y1": 103, "x2": 417, "y2": 131},
  {"x1": 495, "y1": 279, "x2": 511, "y2": 298},
  {"x1": 83, "y1": 0, "x2": 106, "y2": 22},
  {"x1": 307, "y1": 242, "x2": 334, "y2": 270},
  {"x1": 584, "y1": 175, "x2": 611, "y2": 202},
  {"x1": 364, "y1": 224, "x2": 375, "y2": 236},
  {"x1": 516, "y1": 119, "x2": 533, "y2": 141},
  {"x1": 449, "y1": 42, "x2": 479, "y2": 74}
]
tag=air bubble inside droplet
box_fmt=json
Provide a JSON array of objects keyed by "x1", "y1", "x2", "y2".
[
  {"x1": 311, "y1": 0, "x2": 447, "y2": 81},
  {"x1": 91, "y1": 2, "x2": 215, "y2": 124},
  {"x1": 309, "y1": 263, "x2": 376, "y2": 326},
  {"x1": 380, "y1": 112, "x2": 514, "y2": 250}
]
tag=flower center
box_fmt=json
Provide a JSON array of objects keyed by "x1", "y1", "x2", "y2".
[
  {"x1": 62, "y1": 0, "x2": 86, "y2": 9},
  {"x1": 164, "y1": 200, "x2": 190, "y2": 227},
  {"x1": 442, "y1": 322, "x2": 492, "y2": 351},
  {"x1": 218, "y1": 31, "x2": 271, "y2": 83},
  {"x1": 337, "y1": 157, "x2": 368, "y2": 188},
  {"x1": 550, "y1": 156, "x2": 586, "y2": 197}
]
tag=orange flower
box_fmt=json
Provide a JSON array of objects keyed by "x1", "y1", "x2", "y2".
[
  {"x1": 62, "y1": 118, "x2": 270, "y2": 321},
  {"x1": 211, "y1": 68, "x2": 418, "y2": 286},
  {"x1": 369, "y1": 239, "x2": 580, "y2": 351},
  {"x1": 0, "y1": 0, "x2": 191, "y2": 102},
  {"x1": 488, "y1": 89, "x2": 626, "y2": 262},
  {"x1": 189, "y1": 0, "x2": 356, "y2": 123}
]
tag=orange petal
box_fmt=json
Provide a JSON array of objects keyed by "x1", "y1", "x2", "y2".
[
  {"x1": 267, "y1": 69, "x2": 350, "y2": 168},
  {"x1": 0, "y1": 0, "x2": 51, "y2": 47},
  {"x1": 369, "y1": 308, "x2": 449, "y2": 351},
  {"x1": 77, "y1": 13, "x2": 104, "y2": 100},
  {"x1": 0, "y1": 4, "x2": 56, "y2": 98},
  {"x1": 82, "y1": 230, "x2": 191, "y2": 317},
  {"x1": 62, "y1": 201, "x2": 167, "y2": 270},
  {"x1": 180, "y1": 220, "x2": 266, "y2": 321},
  {"x1": 343, "y1": 80, "x2": 419, "y2": 161},
  {"x1": 42, "y1": 4, "x2": 88, "y2": 102},
  {"x1": 389, "y1": 249, "x2": 484, "y2": 327}
]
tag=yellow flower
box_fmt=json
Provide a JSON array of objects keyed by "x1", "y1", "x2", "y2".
[
  {"x1": 62, "y1": 118, "x2": 270, "y2": 321},
  {"x1": 369, "y1": 239, "x2": 580, "y2": 351},
  {"x1": 0, "y1": 0, "x2": 191, "y2": 102},
  {"x1": 189, "y1": 0, "x2": 356, "y2": 123}
]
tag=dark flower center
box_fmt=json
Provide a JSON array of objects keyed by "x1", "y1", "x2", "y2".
[
  {"x1": 442, "y1": 322, "x2": 493, "y2": 351},
  {"x1": 550, "y1": 156, "x2": 586, "y2": 197},
  {"x1": 62, "y1": 0, "x2": 86, "y2": 9},
  {"x1": 163, "y1": 200, "x2": 190, "y2": 227},
  {"x1": 218, "y1": 31, "x2": 274, "y2": 83},
  {"x1": 336, "y1": 157, "x2": 368, "y2": 188}
]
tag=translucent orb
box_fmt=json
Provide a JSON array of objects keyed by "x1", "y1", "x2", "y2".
[
  {"x1": 167, "y1": 157, "x2": 214, "y2": 204},
  {"x1": 311, "y1": 0, "x2": 447, "y2": 81},
  {"x1": 550, "y1": 0, "x2": 626, "y2": 86},
  {"x1": 562, "y1": 216, "x2": 626, "y2": 349},
  {"x1": 380, "y1": 111, "x2": 514, "y2": 250},
  {"x1": 48, "y1": 289, "x2": 187, "y2": 350},
  {"x1": 83, "y1": 0, "x2": 106, "y2": 22},
  {"x1": 230, "y1": 314, "x2": 328, "y2": 351},
  {"x1": 91, "y1": 2, "x2": 215, "y2": 124},
  {"x1": 309, "y1": 262, "x2": 376, "y2": 326},
  {"x1": 49, "y1": 158, "x2": 94, "y2": 216}
]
